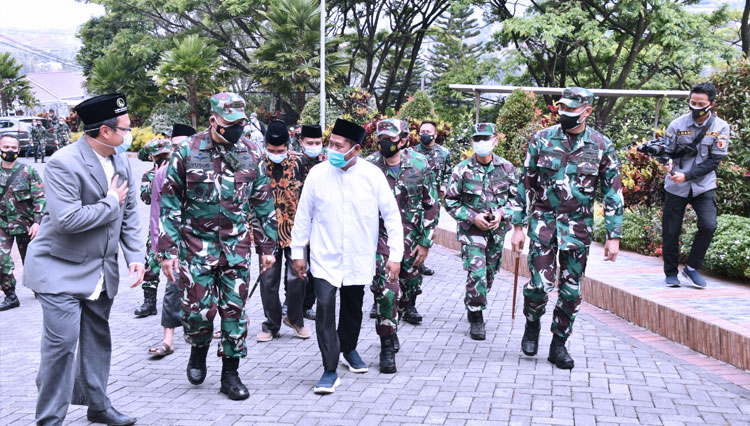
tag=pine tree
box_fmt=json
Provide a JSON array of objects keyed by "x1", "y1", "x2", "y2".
[{"x1": 429, "y1": 2, "x2": 481, "y2": 79}]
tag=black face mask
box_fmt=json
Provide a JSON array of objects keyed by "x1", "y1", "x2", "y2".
[
  {"x1": 559, "y1": 112, "x2": 585, "y2": 131},
  {"x1": 420, "y1": 133, "x2": 434, "y2": 145},
  {"x1": 689, "y1": 104, "x2": 711, "y2": 120},
  {"x1": 1, "y1": 149, "x2": 18, "y2": 162},
  {"x1": 378, "y1": 138, "x2": 401, "y2": 158},
  {"x1": 213, "y1": 121, "x2": 244, "y2": 144}
]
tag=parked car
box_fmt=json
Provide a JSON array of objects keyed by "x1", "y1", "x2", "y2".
[{"x1": 0, "y1": 116, "x2": 61, "y2": 156}]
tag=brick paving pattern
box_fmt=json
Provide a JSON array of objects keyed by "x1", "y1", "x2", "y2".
[{"x1": 1, "y1": 158, "x2": 749, "y2": 425}]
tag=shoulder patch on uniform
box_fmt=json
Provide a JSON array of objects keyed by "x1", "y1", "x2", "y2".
[
  {"x1": 716, "y1": 139, "x2": 727, "y2": 149},
  {"x1": 677, "y1": 130, "x2": 692, "y2": 136}
]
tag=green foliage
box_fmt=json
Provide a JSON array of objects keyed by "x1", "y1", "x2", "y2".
[
  {"x1": 299, "y1": 96, "x2": 339, "y2": 127},
  {"x1": 397, "y1": 90, "x2": 436, "y2": 123},
  {"x1": 146, "y1": 102, "x2": 192, "y2": 137},
  {"x1": 681, "y1": 215, "x2": 750, "y2": 279},
  {"x1": 251, "y1": 0, "x2": 347, "y2": 114},
  {"x1": 711, "y1": 57, "x2": 750, "y2": 170},
  {"x1": 494, "y1": 89, "x2": 542, "y2": 166},
  {"x1": 618, "y1": 147, "x2": 667, "y2": 208},
  {"x1": 129, "y1": 127, "x2": 157, "y2": 153},
  {"x1": 0, "y1": 52, "x2": 36, "y2": 112},
  {"x1": 152, "y1": 34, "x2": 233, "y2": 127},
  {"x1": 338, "y1": 87, "x2": 377, "y2": 124},
  {"x1": 442, "y1": 111, "x2": 475, "y2": 165},
  {"x1": 87, "y1": 52, "x2": 159, "y2": 122},
  {"x1": 716, "y1": 162, "x2": 750, "y2": 216}
]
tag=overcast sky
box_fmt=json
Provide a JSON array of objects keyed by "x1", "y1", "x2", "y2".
[
  {"x1": 0, "y1": 0, "x2": 743, "y2": 32},
  {"x1": 0, "y1": 0, "x2": 105, "y2": 31}
]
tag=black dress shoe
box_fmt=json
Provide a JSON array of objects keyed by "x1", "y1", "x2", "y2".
[
  {"x1": 369, "y1": 302, "x2": 377, "y2": 319},
  {"x1": 86, "y1": 407, "x2": 136, "y2": 425},
  {"x1": 421, "y1": 266, "x2": 435, "y2": 276}
]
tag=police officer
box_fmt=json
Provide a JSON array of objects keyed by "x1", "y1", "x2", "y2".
[
  {"x1": 662, "y1": 82, "x2": 730, "y2": 289},
  {"x1": 445, "y1": 123, "x2": 520, "y2": 341},
  {"x1": 0, "y1": 135, "x2": 45, "y2": 311},
  {"x1": 158, "y1": 92, "x2": 278, "y2": 400},
  {"x1": 511, "y1": 87, "x2": 624, "y2": 370},
  {"x1": 366, "y1": 118, "x2": 438, "y2": 373}
]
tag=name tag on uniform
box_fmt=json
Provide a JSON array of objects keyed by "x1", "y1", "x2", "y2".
[
  {"x1": 580, "y1": 143, "x2": 599, "y2": 164},
  {"x1": 706, "y1": 131, "x2": 721, "y2": 137},
  {"x1": 238, "y1": 153, "x2": 253, "y2": 170},
  {"x1": 677, "y1": 130, "x2": 692, "y2": 136},
  {"x1": 187, "y1": 158, "x2": 213, "y2": 171}
]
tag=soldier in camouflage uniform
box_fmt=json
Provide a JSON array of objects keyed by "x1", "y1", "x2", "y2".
[
  {"x1": 510, "y1": 87, "x2": 623, "y2": 370},
  {"x1": 30, "y1": 120, "x2": 47, "y2": 163},
  {"x1": 134, "y1": 138, "x2": 172, "y2": 318},
  {"x1": 365, "y1": 118, "x2": 438, "y2": 373},
  {"x1": 54, "y1": 118, "x2": 71, "y2": 149},
  {"x1": 445, "y1": 123, "x2": 520, "y2": 341},
  {"x1": 289, "y1": 124, "x2": 302, "y2": 152},
  {"x1": 158, "y1": 92, "x2": 278, "y2": 400},
  {"x1": 0, "y1": 135, "x2": 45, "y2": 310}
]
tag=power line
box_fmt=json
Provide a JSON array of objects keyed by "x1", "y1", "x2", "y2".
[{"x1": 0, "y1": 36, "x2": 82, "y2": 69}]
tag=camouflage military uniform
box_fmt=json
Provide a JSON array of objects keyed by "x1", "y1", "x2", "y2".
[
  {"x1": 413, "y1": 142, "x2": 452, "y2": 196},
  {"x1": 30, "y1": 125, "x2": 46, "y2": 162},
  {"x1": 158, "y1": 125, "x2": 278, "y2": 358},
  {"x1": 445, "y1": 128, "x2": 519, "y2": 312},
  {"x1": 366, "y1": 148, "x2": 438, "y2": 337},
  {"x1": 139, "y1": 141, "x2": 161, "y2": 292},
  {"x1": 54, "y1": 123, "x2": 71, "y2": 147},
  {"x1": 511, "y1": 90, "x2": 623, "y2": 339},
  {"x1": 1, "y1": 163, "x2": 45, "y2": 293}
]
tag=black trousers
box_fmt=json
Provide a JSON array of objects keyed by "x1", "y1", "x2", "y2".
[
  {"x1": 160, "y1": 279, "x2": 182, "y2": 329},
  {"x1": 283, "y1": 246, "x2": 316, "y2": 310},
  {"x1": 260, "y1": 247, "x2": 305, "y2": 331},
  {"x1": 314, "y1": 277, "x2": 364, "y2": 372},
  {"x1": 662, "y1": 189, "x2": 717, "y2": 276}
]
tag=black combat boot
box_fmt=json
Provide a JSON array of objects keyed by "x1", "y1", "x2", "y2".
[
  {"x1": 369, "y1": 301, "x2": 378, "y2": 319},
  {"x1": 134, "y1": 288, "x2": 157, "y2": 317},
  {"x1": 379, "y1": 336, "x2": 397, "y2": 374},
  {"x1": 0, "y1": 289, "x2": 20, "y2": 311},
  {"x1": 393, "y1": 332, "x2": 400, "y2": 353},
  {"x1": 186, "y1": 345, "x2": 210, "y2": 385},
  {"x1": 548, "y1": 334, "x2": 575, "y2": 369},
  {"x1": 521, "y1": 320, "x2": 541, "y2": 356},
  {"x1": 220, "y1": 358, "x2": 249, "y2": 400},
  {"x1": 468, "y1": 311, "x2": 485, "y2": 340},
  {"x1": 403, "y1": 296, "x2": 423, "y2": 325},
  {"x1": 421, "y1": 265, "x2": 435, "y2": 276}
]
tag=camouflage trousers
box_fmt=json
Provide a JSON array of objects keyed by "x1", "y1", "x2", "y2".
[
  {"x1": 141, "y1": 245, "x2": 162, "y2": 290},
  {"x1": 0, "y1": 227, "x2": 29, "y2": 292},
  {"x1": 178, "y1": 254, "x2": 250, "y2": 358},
  {"x1": 523, "y1": 241, "x2": 588, "y2": 339},
  {"x1": 371, "y1": 248, "x2": 422, "y2": 337},
  {"x1": 460, "y1": 239, "x2": 503, "y2": 312}
]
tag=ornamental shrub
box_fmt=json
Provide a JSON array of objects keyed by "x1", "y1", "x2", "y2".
[
  {"x1": 495, "y1": 89, "x2": 543, "y2": 167},
  {"x1": 681, "y1": 215, "x2": 750, "y2": 279},
  {"x1": 397, "y1": 90, "x2": 435, "y2": 123}
]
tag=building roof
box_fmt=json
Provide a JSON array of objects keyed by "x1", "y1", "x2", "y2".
[{"x1": 25, "y1": 72, "x2": 86, "y2": 105}]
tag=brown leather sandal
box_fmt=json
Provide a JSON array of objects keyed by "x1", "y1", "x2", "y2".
[{"x1": 148, "y1": 341, "x2": 174, "y2": 357}]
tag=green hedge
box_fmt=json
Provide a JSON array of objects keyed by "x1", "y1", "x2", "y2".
[{"x1": 594, "y1": 209, "x2": 750, "y2": 279}]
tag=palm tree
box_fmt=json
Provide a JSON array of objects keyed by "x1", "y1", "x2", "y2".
[
  {"x1": 0, "y1": 52, "x2": 37, "y2": 113},
  {"x1": 152, "y1": 35, "x2": 232, "y2": 127},
  {"x1": 251, "y1": 0, "x2": 347, "y2": 116},
  {"x1": 87, "y1": 52, "x2": 158, "y2": 120}
]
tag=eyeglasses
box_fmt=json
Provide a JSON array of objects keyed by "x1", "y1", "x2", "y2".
[{"x1": 110, "y1": 126, "x2": 132, "y2": 132}]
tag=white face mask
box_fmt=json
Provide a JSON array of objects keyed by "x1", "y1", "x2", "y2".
[
  {"x1": 304, "y1": 145, "x2": 322, "y2": 158},
  {"x1": 87, "y1": 128, "x2": 133, "y2": 154},
  {"x1": 473, "y1": 140, "x2": 493, "y2": 157},
  {"x1": 267, "y1": 152, "x2": 287, "y2": 164}
]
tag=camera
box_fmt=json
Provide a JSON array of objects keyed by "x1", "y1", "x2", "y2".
[{"x1": 636, "y1": 138, "x2": 671, "y2": 165}]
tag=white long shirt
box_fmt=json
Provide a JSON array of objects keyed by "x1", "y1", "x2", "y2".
[{"x1": 291, "y1": 158, "x2": 404, "y2": 287}]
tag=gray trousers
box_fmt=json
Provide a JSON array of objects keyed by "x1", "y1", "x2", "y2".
[
  {"x1": 314, "y1": 278, "x2": 364, "y2": 371},
  {"x1": 161, "y1": 279, "x2": 182, "y2": 329},
  {"x1": 35, "y1": 292, "x2": 114, "y2": 426},
  {"x1": 260, "y1": 247, "x2": 305, "y2": 332}
]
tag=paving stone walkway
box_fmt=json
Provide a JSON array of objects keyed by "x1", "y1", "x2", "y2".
[{"x1": 1, "y1": 157, "x2": 749, "y2": 425}]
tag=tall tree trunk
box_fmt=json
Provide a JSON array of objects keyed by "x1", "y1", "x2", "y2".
[
  {"x1": 186, "y1": 76, "x2": 198, "y2": 128},
  {"x1": 742, "y1": 0, "x2": 750, "y2": 57}
]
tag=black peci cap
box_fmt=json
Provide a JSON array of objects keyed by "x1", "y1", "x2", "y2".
[
  {"x1": 331, "y1": 119, "x2": 366, "y2": 145},
  {"x1": 265, "y1": 119, "x2": 290, "y2": 146},
  {"x1": 75, "y1": 93, "x2": 128, "y2": 125}
]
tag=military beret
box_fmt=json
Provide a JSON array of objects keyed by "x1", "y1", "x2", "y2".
[{"x1": 75, "y1": 93, "x2": 128, "y2": 125}]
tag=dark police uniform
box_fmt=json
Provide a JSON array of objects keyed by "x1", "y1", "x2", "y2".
[{"x1": 662, "y1": 112, "x2": 730, "y2": 277}]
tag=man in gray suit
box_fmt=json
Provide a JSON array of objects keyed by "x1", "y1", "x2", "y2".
[{"x1": 24, "y1": 93, "x2": 146, "y2": 426}]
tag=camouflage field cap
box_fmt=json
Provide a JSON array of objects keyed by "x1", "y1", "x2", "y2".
[
  {"x1": 558, "y1": 87, "x2": 594, "y2": 108},
  {"x1": 376, "y1": 118, "x2": 409, "y2": 138},
  {"x1": 148, "y1": 138, "x2": 172, "y2": 156},
  {"x1": 470, "y1": 123, "x2": 497, "y2": 137},
  {"x1": 209, "y1": 92, "x2": 247, "y2": 122}
]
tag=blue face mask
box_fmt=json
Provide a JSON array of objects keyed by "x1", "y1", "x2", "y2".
[
  {"x1": 304, "y1": 145, "x2": 322, "y2": 158},
  {"x1": 328, "y1": 145, "x2": 356, "y2": 168},
  {"x1": 115, "y1": 131, "x2": 133, "y2": 155},
  {"x1": 267, "y1": 152, "x2": 287, "y2": 164}
]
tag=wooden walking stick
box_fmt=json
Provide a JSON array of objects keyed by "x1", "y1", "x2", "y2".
[{"x1": 511, "y1": 251, "x2": 520, "y2": 320}]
